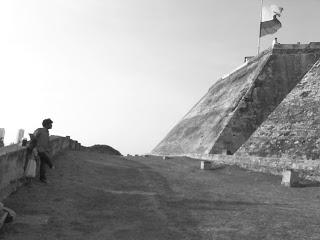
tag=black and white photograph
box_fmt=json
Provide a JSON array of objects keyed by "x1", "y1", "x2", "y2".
[{"x1": 1, "y1": 0, "x2": 320, "y2": 239}]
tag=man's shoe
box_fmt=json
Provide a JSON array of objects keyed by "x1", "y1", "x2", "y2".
[{"x1": 40, "y1": 179, "x2": 47, "y2": 184}]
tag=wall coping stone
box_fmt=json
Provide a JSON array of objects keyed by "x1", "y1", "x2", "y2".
[{"x1": 273, "y1": 42, "x2": 320, "y2": 50}]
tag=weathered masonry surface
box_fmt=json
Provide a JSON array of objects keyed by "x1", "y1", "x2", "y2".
[
  {"x1": 153, "y1": 49, "x2": 271, "y2": 155},
  {"x1": 152, "y1": 42, "x2": 320, "y2": 157},
  {"x1": 238, "y1": 59, "x2": 320, "y2": 159},
  {"x1": 187, "y1": 153, "x2": 320, "y2": 182}
]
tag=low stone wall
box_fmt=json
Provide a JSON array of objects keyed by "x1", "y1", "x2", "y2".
[
  {"x1": 186, "y1": 153, "x2": 320, "y2": 182},
  {"x1": 154, "y1": 152, "x2": 320, "y2": 182},
  {"x1": 0, "y1": 136, "x2": 81, "y2": 201}
]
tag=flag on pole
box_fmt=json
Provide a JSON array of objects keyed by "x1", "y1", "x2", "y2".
[
  {"x1": 260, "y1": 5, "x2": 283, "y2": 37},
  {"x1": 260, "y1": 15, "x2": 282, "y2": 37}
]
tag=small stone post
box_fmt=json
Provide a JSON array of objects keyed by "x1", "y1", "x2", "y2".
[
  {"x1": 200, "y1": 160, "x2": 212, "y2": 170},
  {"x1": 16, "y1": 129, "x2": 24, "y2": 145},
  {"x1": 0, "y1": 128, "x2": 5, "y2": 147},
  {"x1": 281, "y1": 169, "x2": 299, "y2": 187}
]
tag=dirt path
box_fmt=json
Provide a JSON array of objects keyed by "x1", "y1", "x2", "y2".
[{"x1": 1, "y1": 151, "x2": 320, "y2": 239}]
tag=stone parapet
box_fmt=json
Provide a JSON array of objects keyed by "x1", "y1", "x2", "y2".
[
  {"x1": 0, "y1": 136, "x2": 81, "y2": 201},
  {"x1": 273, "y1": 42, "x2": 320, "y2": 50},
  {"x1": 185, "y1": 153, "x2": 320, "y2": 182},
  {"x1": 152, "y1": 152, "x2": 320, "y2": 182}
]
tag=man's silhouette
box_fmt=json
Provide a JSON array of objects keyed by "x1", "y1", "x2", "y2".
[{"x1": 33, "y1": 119, "x2": 54, "y2": 183}]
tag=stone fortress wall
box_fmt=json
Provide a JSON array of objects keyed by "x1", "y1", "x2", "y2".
[
  {"x1": 238, "y1": 60, "x2": 320, "y2": 159},
  {"x1": 0, "y1": 136, "x2": 81, "y2": 201},
  {"x1": 152, "y1": 42, "x2": 320, "y2": 177}
]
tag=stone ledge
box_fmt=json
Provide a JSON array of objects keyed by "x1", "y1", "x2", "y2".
[
  {"x1": 156, "y1": 153, "x2": 320, "y2": 182},
  {"x1": 273, "y1": 42, "x2": 320, "y2": 50},
  {"x1": 0, "y1": 136, "x2": 81, "y2": 201}
]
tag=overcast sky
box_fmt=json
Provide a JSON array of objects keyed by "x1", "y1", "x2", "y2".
[{"x1": 1, "y1": 0, "x2": 320, "y2": 154}]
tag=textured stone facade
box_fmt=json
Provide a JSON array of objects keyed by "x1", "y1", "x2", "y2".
[
  {"x1": 153, "y1": 43, "x2": 320, "y2": 157},
  {"x1": 210, "y1": 50, "x2": 319, "y2": 154},
  {"x1": 238, "y1": 60, "x2": 320, "y2": 159},
  {"x1": 152, "y1": 49, "x2": 271, "y2": 155}
]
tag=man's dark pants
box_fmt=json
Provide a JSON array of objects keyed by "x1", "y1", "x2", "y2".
[{"x1": 38, "y1": 152, "x2": 53, "y2": 181}]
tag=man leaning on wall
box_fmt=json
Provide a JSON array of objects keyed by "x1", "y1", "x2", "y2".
[{"x1": 33, "y1": 118, "x2": 55, "y2": 183}]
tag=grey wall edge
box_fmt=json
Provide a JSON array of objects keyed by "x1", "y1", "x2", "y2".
[
  {"x1": 150, "y1": 153, "x2": 320, "y2": 182},
  {"x1": 0, "y1": 136, "x2": 81, "y2": 201}
]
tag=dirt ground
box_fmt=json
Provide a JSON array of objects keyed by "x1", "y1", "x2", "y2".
[{"x1": 1, "y1": 151, "x2": 320, "y2": 240}]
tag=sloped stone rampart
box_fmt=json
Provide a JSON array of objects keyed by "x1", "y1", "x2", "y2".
[
  {"x1": 0, "y1": 136, "x2": 81, "y2": 200},
  {"x1": 153, "y1": 43, "x2": 320, "y2": 156},
  {"x1": 210, "y1": 49, "x2": 320, "y2": 154},
  {"x1": 238, "y1": 60, "x2": 320, "y2": 159},
  {"x1": 152, "y1": 49, "x2": 272, "y2": 155}
]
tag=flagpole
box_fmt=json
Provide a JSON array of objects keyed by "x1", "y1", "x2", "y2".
[{"x1": 257, "y1": 0, "x2": 264, "y2": 55}]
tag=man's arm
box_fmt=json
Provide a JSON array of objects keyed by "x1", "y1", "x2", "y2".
[{"x1": 33, "y1": 129, "x2": 41, "y2": 139}]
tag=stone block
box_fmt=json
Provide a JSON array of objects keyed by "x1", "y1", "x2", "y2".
[
  {"x1": 200, "y1": 160, "x2": 212, "y2": 170},
  {"x1": 222, "y1": 149, "x2": 227, "y2": 155},
  {"x1": 281, "y1": 169, "x2": 299, "y2": 187},
  {"x1": 70, "y1": 141, "x2": 76, "y2": 150},
  {"x1": 74, "y1": 141, "x2": 78, "y2": 150},
  {"x1": 16, "y1": 129, "x2": 24, "y2": 145},
  {"x1": 75, "y1": 143, "x2": 80, "y2": 150},
  {"x1": 0, "y1": 129, "x2": 5, "y2": 139}
]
